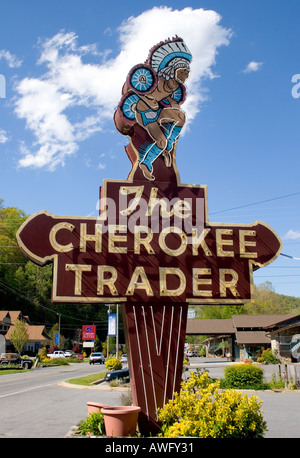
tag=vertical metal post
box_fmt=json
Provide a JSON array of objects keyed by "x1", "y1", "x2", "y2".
[
  {"x1": 107, "y1": 305, "x2": 110, "y2": 357},
  {"x1": 116, "y1": 304, "x2": 119, "y2": 358},
  {"x1": 58, "y1": 313, "x2": 61, "y2": 348}
]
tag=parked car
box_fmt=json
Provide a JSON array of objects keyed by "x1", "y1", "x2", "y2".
[
  {"x1": 0, "y1": 353, "x2": 33, "y2": 369},
  {"x1": 47, "y1": 350, "x2": 65, "y2": 359},
  {"x1": 120, "y1": 354, "x2": 127, "y2": 363},
  {"x1": 186, "y1": 350, "x2": 199, "y2": 357},
  {"x1": 104, "y1": 367, "x2": 129, "y2": 382},
  {"x1": 64, "y1": 350, "x2": 73, "y2": 357},
  {"x1": 89, "y1": 352, "x2": 105, "y2": 365}
]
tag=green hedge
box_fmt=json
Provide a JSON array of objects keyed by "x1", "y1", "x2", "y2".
[{"x1": 223, "y1": 364, "x2": 266, "y2": 389}]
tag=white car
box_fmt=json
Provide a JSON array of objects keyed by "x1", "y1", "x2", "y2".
[
  {"x1": 64, "y1": 350, "x2": 73, "y2": 357},
  {"x1": 89, "y1": 352, "x2": 105, "y2": 365},
  {"x1": 120, "y1": 354, "x2": 127, "y2": 364}
]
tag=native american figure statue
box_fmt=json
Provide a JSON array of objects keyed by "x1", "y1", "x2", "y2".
[{"x1": 114, "y1": 36, "x2": 192, "y2": 182}]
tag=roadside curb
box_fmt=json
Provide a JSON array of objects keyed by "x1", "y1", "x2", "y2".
[{"x1": 59, "y1": 381, "x2": 131, "y2": 391}]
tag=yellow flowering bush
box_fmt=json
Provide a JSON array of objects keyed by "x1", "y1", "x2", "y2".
[
  {"x1": 105, "y1": 357, "x2": 122, "y2": 371},
  {"x1": 40, "y1": 357, "x2": 53, "y2": 363},
  {"x1": 158, "y1": 370, "x2": 267, "y2": 438}
]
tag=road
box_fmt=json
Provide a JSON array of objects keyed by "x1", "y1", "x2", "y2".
[
  {"x1": 188, "y1": 357, "x2": 300, "y2": 438},
  {"x1": 0, "y1": 359, "x2": 299, "y2": 438},
  {"x1": 187, "y1": 357, "x2": 281, "y2": 382},
  {"x1": 0, "y1": 362, "x2": 124, "y2": 438}
]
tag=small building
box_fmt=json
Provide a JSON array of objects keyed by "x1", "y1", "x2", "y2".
[
  {"x1": 266, "y1": 315, "x2": 300, "y2": 363},
  {"x1": 186, "y1": 314, "x2": 300, "y2": 362},
  {"x1": 0, "y1": 310, "x2": 51, "y2": 355}
]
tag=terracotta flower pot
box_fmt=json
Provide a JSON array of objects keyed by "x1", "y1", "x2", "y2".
[
  {"x1": 87, "y1": 402, "x2": 111, "y2": 415},
  {"x1": 101, "y1": 406, "x2": 141, "y2": 437}
]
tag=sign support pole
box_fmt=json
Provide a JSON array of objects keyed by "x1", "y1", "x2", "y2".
[
  {"x1": 122, "y1": 302, "x2": 188, "y2": 435},
  {"x1": 116, "y1": 304, "x2": 119, "y2": 358}
]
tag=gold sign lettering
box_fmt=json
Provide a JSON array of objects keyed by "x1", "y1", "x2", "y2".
[
  {"x1": 239, "y1": 230, "x2": 257, "y2": 258},
  {"x1": 108, "y1": 225, "x2": 127, "y2": 253},
  {"x1": 216, "y1": 229, "x2": 234, "y2": 257},
  {"x1": 192, "y1": 268, "x2": 212, "y2": 297},
  {"x1": 65, "y1": 264, "x2": 92, "y2": 295},
  {"x1": 125, "y1": 266, "x2": 154, "y2": 296},
  {"x1": 80, "y1": 223, "x2": 102, "y2": 252},
  {"x1": 159, "y1": 226, "x2": 187, "y2": 256},
  {"x1": 49, "y1": 222, "x2": 74, "y2": 252},
  {"x1": 97, "y1": 265, "x2": 118, "y2": 296},
  {"x1": 219, "y1": 269, "x2": 239, "y2": 297},
  {"x1": 159, "y1": 268, "x2": 186, "y2": 296}
]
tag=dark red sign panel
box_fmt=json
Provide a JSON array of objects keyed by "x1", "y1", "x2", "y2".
[{"x1": 17, "y1": 180, "x2": 281, "y2": 305}]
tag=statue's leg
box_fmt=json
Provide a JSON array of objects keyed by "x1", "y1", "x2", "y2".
[
  {"x1": 138, "y1": 122, "x2": 167, "y2": 180},
  {"x1": 139, "y1": 143, "x2": 164, "y2": 180}
]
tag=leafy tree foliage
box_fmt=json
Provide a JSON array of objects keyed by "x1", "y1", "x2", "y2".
[
  {"x1": 0, "y1": 200, "x2": 115, "y2": 345},
  {"x1": 194, "y1": 281, "x2": 300, "y2": 321},
  {"x1": 9, "y1": 318, "x2": 29, "y2": 354}
]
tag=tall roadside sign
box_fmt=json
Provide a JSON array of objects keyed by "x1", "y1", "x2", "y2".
[{"x1": 17, "y1": 37, "x2": 281, "y2": 434}]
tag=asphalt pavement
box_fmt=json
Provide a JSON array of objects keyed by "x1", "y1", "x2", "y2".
[
  {"x1": 186, "y1": 357, "x2": 300, "y2": 438},
  {"x1": 63, "y1": 358, "x2": 300, "y2": 439},
  {"x1": 0, "y1": 359, "x2": 299, "y2": 438}
]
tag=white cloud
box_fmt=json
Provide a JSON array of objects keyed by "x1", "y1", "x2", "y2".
[
  {"x1": 0, "y1": 129, "x2": 9, "y2": 143},
  {"x1": 243, "y1": 61, "x2": 263, "y2": 73},
  {"x1": 0, "y1": 49, "x2": 22, "y2": 68},
  {"x1": 14, "y1": 6, "x2": 231, "y2": 170},
  {"x1": 284, "y1": 229, "x2": 300, "y2": 240}
]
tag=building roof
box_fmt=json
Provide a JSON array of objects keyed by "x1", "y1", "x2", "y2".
[
  {"x1": 265, "y1": 314, "x2": 300, "y2": 330},
  {"x1": 0, "y1": 311, "x2": 30, "y2": 325},
  {"x1": 232, "y1": 314, "x2": 294, "y2": 329},
  {"x1": 1, "y1": 311, "x2": 51, "y2": 342},
  {"x1": 236, "y1": 331, "x2": 270, "y2": 345},
  {"x1": 5, "y1": 324, "x2": 50, "y2": 342},
  {"x1": 186, "y1": 319, "x2": 235, "y2": 335},
  {"x1": 186, "y1": 314, "x2": 298, "y2": 345}
]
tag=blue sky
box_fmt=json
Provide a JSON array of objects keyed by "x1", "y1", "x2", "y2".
[{"x1": 1, "y1": 0, "x2": 300, "y2": 298}]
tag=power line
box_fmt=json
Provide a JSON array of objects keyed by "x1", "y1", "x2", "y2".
[
  {"x1": 280, "y1": 253, "x2": 300, "y2": 261},
  {"x1": 211, "y1": 191, "x2": 300, "y2": 215},
  {"x1": 254, "y1": 275, "x2": 300, "y2": 278},
  {"x1": 0, "y1": 280, "x2": 100, "y2": 325}
]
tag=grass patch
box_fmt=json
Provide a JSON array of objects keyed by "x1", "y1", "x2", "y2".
[
  {"x1": 66, "y1": 371, "x2": 107, "y2": 386},
  {"x1": 0, "y1": 368, "x2": 27, "y2": 375}
]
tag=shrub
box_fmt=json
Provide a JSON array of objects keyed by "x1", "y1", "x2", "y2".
[
  {"x1": 158, "y1": 370, "x2": 267, "y2": 438},
  {"x1": 77, "y1": 412, "x2": 105, "y2": 436},
  {"x1": 257, "y1": 349, "x2": 279, "y2": 364},
  {"x1": 223, "y1": 364, "x2": 265, "y2": 389},
  {"x1": 269, "y1": 373, "x2": 285, "y2": 390},
  {"x1": 106, "y1": 357, "x2": 122, "y2": 371},
  {"x1": 39, "y1": 357, "x2": 69, "y2": 366},
  {"x1": 40, "y1": 347, "x2": 48, "y2": 360},
  {"x1": 199, "y1": 347, "x2": 206, "y2": 357}
]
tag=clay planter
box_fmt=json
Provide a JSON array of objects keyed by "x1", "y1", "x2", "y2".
[
  {"x1": 87, "y1": 402, "x2": 111, "y2": 415},
  {"x1": 101, "y1": 406, "x2": 141, "y2": 437}
]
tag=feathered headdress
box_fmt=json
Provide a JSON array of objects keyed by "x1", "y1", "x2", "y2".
[{"x1": 146, "y1": 36, "x2": 192, "y2": 80}]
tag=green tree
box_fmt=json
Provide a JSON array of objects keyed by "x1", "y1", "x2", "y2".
[
  {"x1": 198, "y1": 304, "x2": 244, "y2": 320},
  {"x1": 9, "y1": 318, "x2": 29, "y2": 354},
  {"x1": 15, "y1": 261, "x2": 52, "y2": 306},
  {"x1": 0, "y1": 202, "x2": 28, "y2": 287},
  {"x1": 48, "y1": 323, "x2": 65, "y2": 349}
]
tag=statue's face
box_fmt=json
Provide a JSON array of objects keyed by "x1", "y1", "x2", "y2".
[{"x1": 175, "y1": 67, "x2": 190, "y2": 84}]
